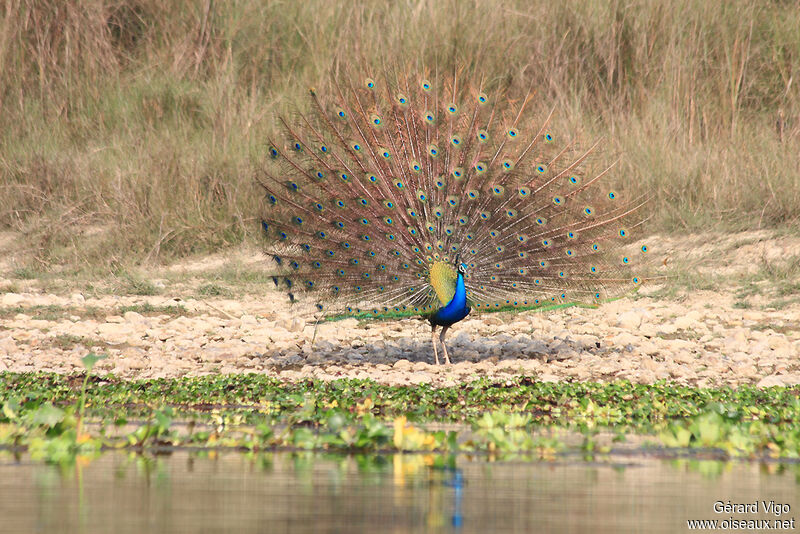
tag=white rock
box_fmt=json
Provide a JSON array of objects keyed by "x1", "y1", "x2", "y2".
[
  {"x1": 637, "y1": 340, "x2": 660, "y2": 356},
  {"x1": 767, "y1": 335, "x2": 789, "y2": 350},
  {"x1": 408, "y1": 372, "x2": 432, "y2": 385},
  {"x1": 537, "y1": 373, "x2": 560, "y2": 383},
  {"x1": 393, "y1": 359, "x2": 413, "y2": 371},
  {"x1": 11, "y1": 330, "x2": 35, "y2": 341},
  {"x1": 610, "y1": 332, "x2": 639, "y2": 347},
  {"x1": 123, "y1": 311, "x2": 146, "y2": 323},
  {"x1": 723, "y1": 332, "x2": 748, "y2": 352},
  {"x1": 674, "y1": 311, "x2": 701, "y2": 330},
  {"x1": 336, "y1": 318, "x2": 359, "y2": 329},
  {"x1": 757, "y1": 375, "x2": 786, "y2": 388},
  {"x1": 633, "y1": 370, "x2": 656, "y2": 384},
  {"x1": 97, "y1": 323, "x2": 135, "y2": 344},
  {"x1": 412, "y1": 361, "x2": 431, "y2": 372},
  {"x1": 240, "y1": 314, "x2": 258, "y2": 325},
  {"x1": 616, "y1": 310, "x2": 643, "y2": 329},
  {"x1": 0, "y1": 336, "x2": 17, "y2": 354},
  {"x1": 659, "y1": 323, "x2": 679, "y2": 335},
  {"x1": 201, "y1": 350, "x2": 236, "y2": 363},
  {"x1": 742, "y1": 310, "x2": 765, "y2": 321},
  {"x1": 2, "y1": 293, "x2": 24, "y2": 306},
  {"x1": 288, "y1": 317, "x2": 305, "y2": 332}
]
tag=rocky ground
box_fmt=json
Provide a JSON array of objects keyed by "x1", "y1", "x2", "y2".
[{"x1": 0, "y1": 230, "x2": 798, "y2": 388}]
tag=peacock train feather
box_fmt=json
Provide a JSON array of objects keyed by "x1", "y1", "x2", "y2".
[{"x1": 258, "y1": 67, "x2": 653, "y2": 364}]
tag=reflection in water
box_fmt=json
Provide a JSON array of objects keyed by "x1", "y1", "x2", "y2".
[
  {"x1": 0, "y1": 451, "x2": 798, "y2": 534},
  {"x1": 447, "y1": 467, "x2": 464, "y2": 529}
]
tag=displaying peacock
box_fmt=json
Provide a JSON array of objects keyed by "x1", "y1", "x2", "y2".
[{"x1": 258, "y1": 67, "x2": 651, "y2": 364}]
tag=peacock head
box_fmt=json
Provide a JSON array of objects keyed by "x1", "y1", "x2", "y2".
[{"x1": 455, "y1": 254, "x2": 468, "y2": 275}]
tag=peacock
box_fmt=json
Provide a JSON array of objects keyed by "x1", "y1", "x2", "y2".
[{"x1": 258, "y1": 67, "x2": 651, "y2": 365}]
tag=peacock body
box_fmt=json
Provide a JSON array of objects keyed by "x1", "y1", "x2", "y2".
[{"x1": 258, "y1": 68, "x2": 651, "y2": 364}]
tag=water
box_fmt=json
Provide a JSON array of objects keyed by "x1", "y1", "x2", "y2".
[{"x1": 0, "y1": 452, "x2": 797, "y2": 533}]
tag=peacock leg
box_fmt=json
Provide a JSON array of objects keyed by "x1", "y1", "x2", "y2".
[
  {"x1": 439, "y1": 325, "x2": 451, "y2": 365},
  {"x1": 431, "y1": 324, "x2": 440, "y2": 365}
]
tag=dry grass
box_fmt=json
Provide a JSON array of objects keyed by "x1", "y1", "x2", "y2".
[{"x1": 1, "y1": 0, "x2": 798, "y2": 269}]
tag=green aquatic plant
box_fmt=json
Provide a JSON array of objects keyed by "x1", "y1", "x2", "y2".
[
  {"x1": 659, "y1": 403, "x2": 800, "y2": 458},
  {"x1": 3, "y1": 373, "x2": 800, "y2": 462}
]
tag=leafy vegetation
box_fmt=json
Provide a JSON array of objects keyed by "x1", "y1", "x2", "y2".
[{"x1": 3, "y1": 370, "x2": 800, "y2": 465}]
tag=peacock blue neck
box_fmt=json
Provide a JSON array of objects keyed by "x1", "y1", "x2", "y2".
[{"x1": 429, "y1": 271, "x2": 471, "y2": 326}]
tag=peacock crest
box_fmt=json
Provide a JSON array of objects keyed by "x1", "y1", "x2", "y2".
[{"x1": 258, "y1": 67, "x2": 652, "y2": 363}]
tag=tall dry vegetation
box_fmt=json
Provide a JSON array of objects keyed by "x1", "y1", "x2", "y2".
[{"x1": 0, "y1": 0, "x2": 798, "y2": 268}]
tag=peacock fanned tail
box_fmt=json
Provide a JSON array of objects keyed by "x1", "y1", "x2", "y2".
[{"x1": 258, "y1": 67, "x2": 651, "y2": 322}]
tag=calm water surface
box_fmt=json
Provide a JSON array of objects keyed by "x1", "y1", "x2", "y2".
[{"x1": 0, "y1": 452, "x2": 797, "y2": 533}]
